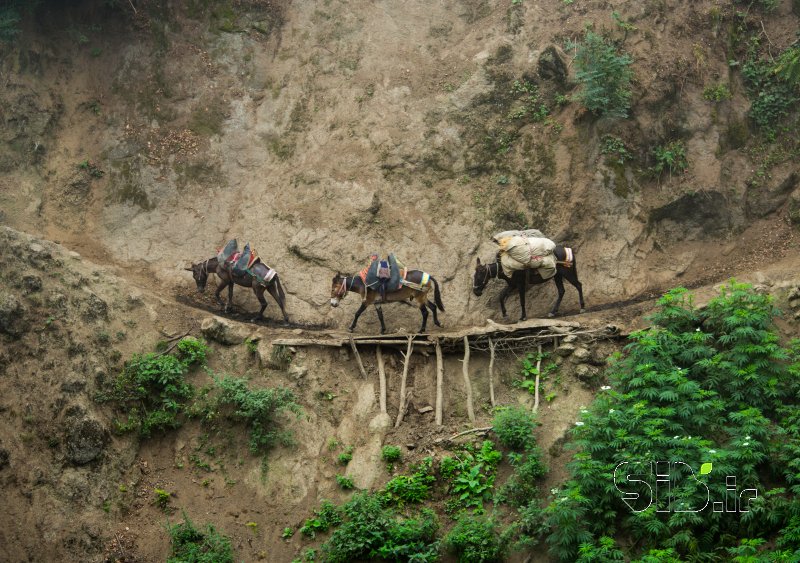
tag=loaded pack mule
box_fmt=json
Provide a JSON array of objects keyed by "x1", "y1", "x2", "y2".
[
  {"x1": 330, "y1": 270, "x2": 445, "y2": 334},
  {"x1": 186, "y1": 255, "x2": 289, "y2": 323},
  {"x1": 472, "y1": 245, "x2": 585, "y2": 320}
]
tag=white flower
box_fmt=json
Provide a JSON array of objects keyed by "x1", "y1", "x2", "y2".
[
  {"x1": 550, "y1": 488, "x2": 559, "y2": 495},
  {"x1": 609, "y1": 409, "x2": 615, "y2": 414},
  {"x1": 709, "y1": 449, "x2": 717, "y2": 454},
  {"x1": 673, "y1": 436, "x2": 679, "y2": 440},
  {"x1": 696, "y1": 328, "x2": 701, "y2": 331},
  {"x1": 743, "y1": 442, "x2": 749, "y2": 446},
  {"x1": 575, "y1": 421, "x2": 585, "y2": 426},
  {"x1": 581, "y1": 409, "x2": 589, "y2": 414},
  {"x1": 745, "y1": 435, "x2": 751, "y2": 440},
  {"x1": 601, "y1": 386, "x2": 611, "y2": 391}
]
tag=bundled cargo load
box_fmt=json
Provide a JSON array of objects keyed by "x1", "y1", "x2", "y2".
[{"x1": 493, "y1": 230, "x2": 557, "y2": 279}]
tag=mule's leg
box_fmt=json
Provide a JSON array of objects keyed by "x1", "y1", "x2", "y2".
[
  {"x1": 254, "y1": 286, "x2": 268, "y2": 321},
  {"x1": 225, "y1": 282, "x2": 235, "y2": 313},
  {"x1": 568, "y1": 271, "x2": 586, "y2": 313},
  {"x1": 418, "y1": 303, "x2": 429, "y2": 333},
  {"x1": 214, "y1": 279, "x2": 228, "y2": 306},
  {"x1": 266, "y1": 284, "x2": 290, "y2": 323},
  {"x1": 427, "y1": 300, "x2": 442, "y2": 327},
  {"x1": 498, "y1": 285, "x2": 512, "y2": 318},
  {"x1": 549, "y1": 275, "x2": 566, "y2": 318},
  {"x1": 374, "y1": 305, "x2": 386, "y2": 334},
  {"x1": 518, "y1": 280, "x2": 527, "y2": 322},
  {"x1": 349, "y1": 302, "x2": 368, "y2": 332}
]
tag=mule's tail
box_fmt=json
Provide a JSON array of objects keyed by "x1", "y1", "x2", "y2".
[
  {"x1": 431, "y1": 276, "x2": 445, "y2": 312},
  {"x1": 274, "y1": 274, "x2": 287, "y2": 304}
]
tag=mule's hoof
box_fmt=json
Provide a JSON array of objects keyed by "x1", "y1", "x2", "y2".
[
  {"x1": 547, "y1": 312, "x2": 556, "y2": 318},
  {"x1": 579, "y1": 308, "x2": 586, "y2": 314},
  {"x1": 519, "y1": 317, "x2": 527, "y2": 322}
]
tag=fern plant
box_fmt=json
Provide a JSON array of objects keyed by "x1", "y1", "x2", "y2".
[{"x1": 570, "y1": 31, "x2": 633, "y2": 118}]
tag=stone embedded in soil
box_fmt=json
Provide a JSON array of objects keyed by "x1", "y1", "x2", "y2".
[
  {"x1": 555, "y1": 343, "x2": 576, "y2": 357},
  {"x1": 82, "y1": 292, "x2": 109, "y2": 321},
  {"x1": 288, "y1": 364, "x2": 308, "y2": 379},
  {"x1": 201, "y1": 316, "x2": 247, "y2": 345},
  {"x1": 575, "y1": 364, "x2": 599, "y2": 382},
  {"x1": 572, "y1": 347, "x2": 591, "y2": 363},
  {"x1": 22, "y1": 274, "x2": 42, "y2": 293},
  {"x1": 0, "y1": 292, "x2": 28, "y2": 337},
  {"x1": 65, "y1": 418, "x2": 109, "y2": 465}
]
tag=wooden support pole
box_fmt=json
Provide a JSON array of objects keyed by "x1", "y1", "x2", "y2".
[
  {"x1": 533, "y1": 343, "x2": 542, "y2": 413},
  {"x1": 349, "y1": 336, "x2": 368, "y2": 379},
  {"x1": 435, "y1": 338, "x2": 444, "y2": 426},
  {"x1": 394, "y1": 336, "x2": 414, "y2": 428},
  {"x1": 376, "y1": 345, "x2": 387, "y2": 414},
  {"x1": 488, "y1": 337, "x2": 496, "y2": 408},
  {"x1": 462, "y1": 336, "x2": 475, "y2": 423}
]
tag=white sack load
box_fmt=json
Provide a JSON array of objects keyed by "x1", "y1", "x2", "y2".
[
  {"x1": 497, "y1": 235, "x2": 557, "y2": 278},
  {"x1": 492, "y1": 229, "x2": 545, "y2": 243}
]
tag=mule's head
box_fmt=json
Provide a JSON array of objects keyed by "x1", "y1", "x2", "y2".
[
  {"x1": 185, "y1": 262, "x2": 210, "y2": 293},
  {"x1": 330, "y1": 272, "x2": 348, "y2": 307},
  {"x1": 472, "y1": 257, "x2": 491, "y2": 297}
]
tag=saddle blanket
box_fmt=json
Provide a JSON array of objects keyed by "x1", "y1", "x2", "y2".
[{"x1": 400, "y1": 271, "x2": 430, "y2": 291}]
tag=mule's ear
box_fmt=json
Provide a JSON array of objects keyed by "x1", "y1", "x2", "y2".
[{"x1": 476, "y1": 257, "x2": 482, "y2": 266}]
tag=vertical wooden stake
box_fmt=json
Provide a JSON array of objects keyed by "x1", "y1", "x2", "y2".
[
  {"x1": 435, "y1": 338, "x2": 444, "y2": 426},
  {"x1": 349, "y1": 336, "x2": 368, "y2": 379},
  {"x1": 533, "y1": 343, "x2": 542, "y2": 413},
  {"x1": 394, "y1": 336, "x2": 414, "y2": 428},
  {"x1": 488, "y1": 338, "x2": 496, "y2": 408},
  {"x1": 376, "y1": 345, "x2": 387, "y2": 414},
  {"x1": 462, "y1": 336, "x2": 475, "y2": 423}
]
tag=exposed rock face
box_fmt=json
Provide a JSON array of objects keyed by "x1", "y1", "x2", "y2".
[
  {"x1": 65, "y1": 418, "x2": 109, "y2": 465},
  {"x1": 649, "y1": 191, "x2": 734, "y2": 239},
  {"x1": 201, "y1": 316, "x2": 247, "y2": 345},
  {"x1": 0, "y1": 292, "x2": 28, "y2": 337}
]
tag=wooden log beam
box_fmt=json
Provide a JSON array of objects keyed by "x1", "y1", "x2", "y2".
[
  {"x1": 349, "y1": 336, "x2": 369, "y2": 379},
  {"x1": 376, "y1": 345, "x2": 387, "y2": 414},
  {"x1": 394, "y1": 336, "x2": 414, "y2": 428},
  {"x1": 488, "y1": 337, "x2": 496, "y2": 408},
  {"x1": 462, "y1": 336, "x2": 475, "y2": 423},
  {"x1": 435, "y1": 338, "x2": 444, "y2": 426}
]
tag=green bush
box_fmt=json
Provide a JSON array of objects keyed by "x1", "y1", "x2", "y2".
[
  {"x1": 300, "y1": 500, "x2": 343, "y2": 538},
  {"x1": 337, "y1": 446, "x2": 354, "y2": 465},
  {"x1": 105, "y1": 352, "x2": 194, "y2": 436},
  {"x1": 600, "y1": 134, "x2": 631, "y2": 165},
  {"x1": 167, "y1": 515, "x2": 234, "y2": 563},
  {"x1": 177, "y1": 337, "x2": 209, "y2": 366},
  {"x1": 211, "y1": 376, "x2": 302, "y2": 454},
  {"x1": 443, "y1": 514, "x2": 506, "y2": 563},
  {"x1": 498, "y1": 450, "x2": 547, "y2": 508},
  {"x1": 702, "y1": 83, "x2": 732, "y2": 102},
  {"x1": 441, "y1": 441, "x2": 502, "y2": 511},
  {"x1": 383, "y1": 457, "x2": 435, "y2": 505},
  {"x1": 570, "y1": 31, "x2": 633, "y2": 118},
  {"x1": 336, "y1": 475, "x2": 355, "y2": 490},
  {"x1": 543, "y1": 282, "x2": 800, "y2": 561},
  {"x1": 492, "y1": 406, "x2": 538, "y2": 451},
  {"x1": 651, "y1": 140, "x2": 688, "y2": 177},
  {"x1": 742, "y1": 47, "x2": 799, "y2": 135},
  {"x1": 381, "y1": 445, "x2": 402, "y2": 463}
]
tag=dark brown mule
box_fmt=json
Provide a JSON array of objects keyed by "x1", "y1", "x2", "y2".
[
  {"x1": 330, "y1": 271, "x2": 445, "y2": 334},
  {"x1": 186, "y1": 256, "x2": 289, "y2": 323},
  {"x1": 472, "y1": 245, "x2": 585, "y2": 320}
]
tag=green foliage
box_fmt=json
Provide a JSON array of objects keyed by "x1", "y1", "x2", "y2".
[
  {"x1": 441, "y1": 441, "x2": 502, "y2": 511},
  {"x1": 104, "y1": 352, "x2": 194, "y2": 436},
  {"x1": 543, "y1": 282, "x2": 800, "y2": 561},
  {"x1": 300, "y1": 500, "x2": 343, "y2": 538},
  {"x1": 497, "y1": 449, "x2": 547, "y2": 508},
  {"x1": 742, "y1": 46, "x2": 799, "y2": 136},
  {"x1": 154, "y1": 488, "x2": 172, "y2": 512},
  {"x1": 336, "y1": 474, "x2": 355, "y2": 490},
  {"x1": 210, "y1": 376, "x2": 302, "y2": 455},
  {"x1": 381, "y1": 445, "x2": 402, "y2": 463},
  {"x1": 337, "y1": 446, "x2": 354, "y2": 465},
  {"x1": 570, "y1": 31, "x2": 633, "y2": 118},
  {"x1": 516, "y1": 351, "x2": 557, "y2": 398},
  {"x1": 443, "y1": 514, "x2": 506, "y2": 563},
  {"x1": 651, "y1": 140, "x2": 688, "y2": 177},
  {"x1": 321, "y1": 492, "x2": 440, "y2": 563},
  {"x1": 270, "y1": 344, "x2": 292, "y2": 370},
  {"x1": 600, "y1": 134, "x2": 631, "y2": 165},
  {"x1": 167, "y1": 514, "x2": 234, "y2": 563},
  {"x1": 0, "y1": 3, "x2": 22, "y2": 42},
  {"x1": 703, "y1": 83, "x2": 733, "y2": 103},
  {"x1": 177, "y1": 337, "x2": 209, "y2": 366},
  {"x1": 492, "y1": 406, "x2": 538, "y2": 451},
  {"x1": 383, "y1": 457, "x2": 435, "y2": 505},
  {"x1": 577, "y1": 536, "x2": 625, "y2": 562},
  {"x1": 507, "y1": 79, "x2": 549, "y2": 122}
]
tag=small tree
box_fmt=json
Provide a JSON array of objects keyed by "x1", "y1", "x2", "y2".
[{"x1": 571, "y1": 32, "x2": 633, "y2": 118}]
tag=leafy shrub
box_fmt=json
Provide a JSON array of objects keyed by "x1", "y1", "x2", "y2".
[
  {"x1": 443, "y1": 514, "x2": 506, "y2": 563},
  {"x1": 570, "y1": 31, "x2": 633, "y2": 118},
  {"x1": 543, "y1": 282, "x2": 800, "y2": 561},
  {"x1": 600, "y1": 134, "x2": 631, "y2": 165},
  {"x1": 300, "y1": 500, "x2": 343, "y2": 538},
  {"x1": 383, "y1": 457, "x2": 435, "y2": 505},
  {"x1": 703, "y1": 83, "x2": 732, "y2": 102},
  {"x1": 651, "y1": 140, "x2": 688, "y2": 177},
  {"x1": 742, "y1": 48, "x2": 799, "y2": 135},
  {"x1": 177, "y1": 337, "x2": 209, "y2": 366},
  {"x1": 492, "y1": 406, "x2": 538, "y2": 451},
  {"x1": 336, "y1": 475, "x2": 355, "y2": 490},
  {"x1": 211, "y1": 376, "x2": 302, "y2": 454},
  {"x1": 441, "y1": 441, "x2": 502, "y2": 511},
  {"x1": 507, "y1": 79, "x2": 549, "y2": 122},
  {"x1": 576, "y1": 536, "x2": 625, "y2": 562},
  {"x1": 381, "y1": 445, "x2": 402, "y2": 463},
  {"x1": 167, "y1": 515, "x2": 234, "y2": 563},
  {"x1": 337, "y1": 446, "x2": 354, "y2": 465},
  {"x1": 104, "y1": 352, "x2": 194, "y2": 436},
  {"x1": 498, "y1": 450, "x2": 547, "y2": 508}
]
